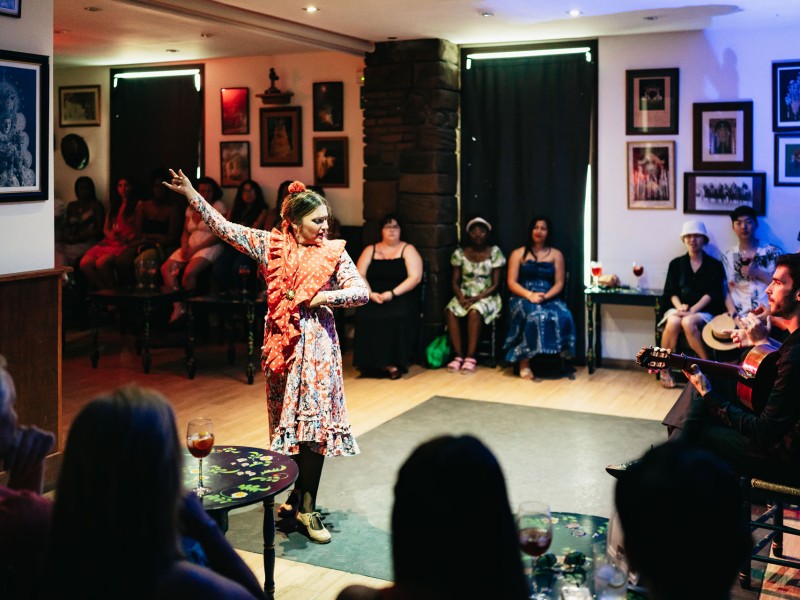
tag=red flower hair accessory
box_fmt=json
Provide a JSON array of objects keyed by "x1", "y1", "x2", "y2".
[{"x1": 288, "y1": 181, "x2": 306, "y2": 194}]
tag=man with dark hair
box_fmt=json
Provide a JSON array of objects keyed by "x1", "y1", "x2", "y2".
[
  {"x1": 678, "y1": 253, "x2": 800, "y2": 485},
  {"x1": 722, "y1": 205, "x2": 783, "y2": 317}
]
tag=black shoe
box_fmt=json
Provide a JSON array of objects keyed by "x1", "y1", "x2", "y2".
[{"x1": 605, "y1": 459, "x2": 639, "y2": 479}]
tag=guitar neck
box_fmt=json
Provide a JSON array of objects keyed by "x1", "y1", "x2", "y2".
[{"x1": 666, "y1": 353, "x2": 745, "y2": 379}]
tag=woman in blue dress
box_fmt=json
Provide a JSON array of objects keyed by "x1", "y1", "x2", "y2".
[{"x1": 503, "y1": 216, "x2": 575, "y2": 380}]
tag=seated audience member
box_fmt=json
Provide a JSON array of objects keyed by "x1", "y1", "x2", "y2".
[
  {"x1": 213, "y1": 179, "x2": 275, "y2": 293},
  {"x1": 43, "y1": 385, "x2": 266, "y2": 600},
  {"x1": 722, "y1": 205, "x2": 783, "y2": 317},
  {"x1": 79, "y1": 175, "x2": 140, "y2": 290},
  {"x1": 444, "y1": 216, "x2": 506, "y2": 374},
  {"x1": 336, "y1": 435, "x2": 528, "y2": 600},
  {"x1": 353, "y1": 214, "x2": 424, "y2": 379},
  {"x1": 132, "y1": 167, "x2": 182, "y2": 287},
  {"x1": 503, "y1": 215, "x2": 575, "y2": 380},
  {"x1": 0, "y1": 354, "x2": 56, "y2": 599},
  {"x1": 657, "y1": 220, "x2": 726, "y2": 388},
  {"x1": 55, "y1": 175, "x2": 105, "y2": 268},
  {"x1": 161, "y1": 176, "x2": 226, "y2": 323},
  {"x1": 615, "y1": 441, "x2": 751, "y2": 600}
]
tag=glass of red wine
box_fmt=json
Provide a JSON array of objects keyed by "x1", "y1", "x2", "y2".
[
  {"x1": 590, "y1": 261, "x2": 603, "y2": 288},
  {"x1": 187, "y1": 418, "x2": 215, "y2": 497},
  {"x1": 632, "y1": 262, "x2": 644, "y2": 289},
  {"x1": 517, "y1": 501, "x2": 554, "y2": 599}
]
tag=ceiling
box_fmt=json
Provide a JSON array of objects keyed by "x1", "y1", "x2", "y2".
[{"x1": 54, "y1": 1, "x2": 799, "y2": 68}]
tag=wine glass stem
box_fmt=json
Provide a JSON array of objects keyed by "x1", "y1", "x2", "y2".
[{"x1": 198, "y1": 458, "x2": 204, "y2": 489}]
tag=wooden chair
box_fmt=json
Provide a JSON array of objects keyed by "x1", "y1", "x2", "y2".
[{"x1": 739, "y1": 475, "x2": 800, "y2": 589}]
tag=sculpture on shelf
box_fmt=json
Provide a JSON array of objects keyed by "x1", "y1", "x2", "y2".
[{"x1": 256, "y1": 67, "x2": 294, "y2": 105}]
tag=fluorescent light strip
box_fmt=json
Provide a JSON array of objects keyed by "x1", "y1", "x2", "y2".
[
  {"x1": 113, "y1": 69, "x2": 202, "y2": 91},
  {"x1": 466, "y1": 47, "x2": 590, "y2": 60}
]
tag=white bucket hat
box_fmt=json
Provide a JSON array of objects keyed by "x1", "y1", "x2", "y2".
[{"x1": 680, "y1": 220, "x2": 709, "y2": 242}]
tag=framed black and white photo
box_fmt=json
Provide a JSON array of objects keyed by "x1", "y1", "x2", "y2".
[
  {"x1": 774, "y1": 134, "x2": 800, "y2": 186},
  {"x1": 220, "y1": 141, "x2": 250, "y2": 188},
  {"x1": 59, "y1": 85, "x2": 101, "y2": 127},
  {"x1": 312, "y1": 82, "x2": 343, "y2": 131},
  {"x1": 313, "y1": 137, "x2": 348, "y2": 187},
  {"x1": 0, "y1": 50, "x2": 49, "y2": 202},
  {"x1": 0, "y1": 0, "x2": 20, "y2": 18},
  {"x1": 683, "y1": 172, "x2": 765, "y2": 216},
  {"x1": 626, "y1": 68, "x2": 679, "y2": 135},
  {"x1": 772, "y1": 60, "x2": 800, "y2": 132},
  {"x1": 626, "y1": 141, "x2": 676, "y2": 209},
  {"x1": 692, "y1": 101, "x2": 753, "y2": 171}
]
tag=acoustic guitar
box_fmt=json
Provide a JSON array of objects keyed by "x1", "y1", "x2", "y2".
[{"x1": 635, "y1": 343, "x2": 780, "y2": 413}]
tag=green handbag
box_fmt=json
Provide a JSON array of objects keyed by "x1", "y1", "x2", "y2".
[{"x1": 425, "y1": 334, "x2": 451, "y2": 369}]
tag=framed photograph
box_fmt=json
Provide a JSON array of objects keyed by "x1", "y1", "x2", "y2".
[
  {"x1": 0, "y1": 50, "x2": 49, "y2": 203},
  {"x1": 58, "y1": 85, "x2": 100, "y2": 127},
  {"x1": 772, "y1": 60, "x2": 800, "y2": 132},
  {"x1": 683, "y1": 172, "x2": 766, "y2": 216},
  {"x1": 626, "y1": 141, "x2": 675, "y2": 210},
  {"x1": 259, "y1": 106, "x2": 302, "y2": 166},
  {"x1": 313, "y1": 82, "x2": 343, "y2": 131},
  {"x1": 625, "y1": 68, "x2": 679, "y2": 135},
  {"x1": 220, "y1": 141, "x2": 250, "y2": 188},
  {"x1": 220, "y1": 87, "x2": 249, "y2": 135},
  {"x1": 0, "y1": 0, "x2": 20, "y2": 18},
  {"x1": 774, "y1": 134, "x2": 800, "y2": 186},
  {"x1": 313, "y1": 137, "x2": 349, "y2": 188},
  {"x1": 692, "y1": 101, "x2": 753, "y2": 171}
]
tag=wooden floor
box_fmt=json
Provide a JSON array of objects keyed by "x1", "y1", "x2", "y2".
[{"x1": 61, "y1": 324, "x2": 682, "y2": 599}]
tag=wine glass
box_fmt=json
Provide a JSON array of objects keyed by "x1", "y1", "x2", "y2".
[
  {"x1": 593, "y1": 512, "x2": 631, "y2": 599},
  {"x1": 632, "y1": 262, "x2": 644, "y2": 290},
  {"x1": 187, "y1": 418, "x2": 214, "y2": 497},
  {"x1": 517, "y1": 501, "x2": 554, "y2": 599},
  {"x1": 590, "y1": 261, "x2": 603, "y2": 288}
]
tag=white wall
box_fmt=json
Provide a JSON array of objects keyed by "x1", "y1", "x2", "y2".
[
  {"x1": 0, "y1": 2, "x2": 54, "y2": 275},
  {"x1": 53, "y1": 52, "x2": 365, "y2": 225},
  {"x1": 596, "y1": 26, "x2": 800, "y2": 361}
]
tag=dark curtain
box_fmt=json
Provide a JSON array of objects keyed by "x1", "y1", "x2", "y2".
[
  {"x1": 110, "y1": 70, "x2": 203, "y2": 197},
  {"x1": 461, "y1": 48, "x2": 597, "y2": 362}
]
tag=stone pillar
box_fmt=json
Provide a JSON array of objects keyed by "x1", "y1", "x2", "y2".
[{"x1": 362, "y1": 39, "x2": 459, "y2": 339}]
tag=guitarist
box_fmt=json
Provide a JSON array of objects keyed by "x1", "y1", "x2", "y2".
[{"x1": 610, "y1": 254, "x2": 800, "y2": 486}]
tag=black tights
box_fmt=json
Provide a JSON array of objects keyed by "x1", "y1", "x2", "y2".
[{"x1": 290, "y1": 444, "x2": 325, "y2": 513}]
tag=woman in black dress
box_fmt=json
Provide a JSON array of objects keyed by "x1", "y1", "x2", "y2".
[{"x1": 353, "y1": 215, "x2": 424, "y2": 379}]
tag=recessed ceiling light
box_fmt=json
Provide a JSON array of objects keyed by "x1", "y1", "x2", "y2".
[
  {"x1": 303, "y1": 6, "x2": 319, "y2": 13},
  {"x1": 84, "y1": 6, "x2": 102, "y2": 12},
  {"x1": 479, "y1": 10, "x2": 494, "y2": 18},
  {"x1": 165, "y1": 49, "x2": 180, "y2": 53},
  {"x1": 568, "y1": 9, "x2": 582, "y2": 17},
  {"x1": 643, "y1": 15, "x2": 659, "y2": 21},
  {"x1": 200, "y1": 32, "x2": 213, "y2": 38}
]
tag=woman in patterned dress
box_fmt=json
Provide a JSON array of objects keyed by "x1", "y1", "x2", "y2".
[
  {"x1": 444, "y1": 216, "x2": 506, "y2": 374},
  {"x1": 165, "y1": 169, "x2": 368, "y2": 544}
]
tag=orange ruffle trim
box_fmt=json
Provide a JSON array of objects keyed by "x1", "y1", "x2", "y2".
[{"x1": 264, "y1": 226, "x2": 345, "y2": 374}]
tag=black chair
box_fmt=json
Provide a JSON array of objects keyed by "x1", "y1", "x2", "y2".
[
  {"x1": 475, "y1": 268, "x2": 504, "y2": 368},
  {"x1": 739, "y1": 476, "x2": 800, "y2": 590}
]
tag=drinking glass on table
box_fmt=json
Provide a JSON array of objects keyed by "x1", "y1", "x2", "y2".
[
  {"x1": 187, "y1": 418, "x2": 214, "y2": 497},
  {"x1": 632, "y1": 262, "x2": 644, "y2": 290},
  {"x1": 517, "y1": 501, "x2": 554, "y2": 599},
  {"x1": 593, "y1": 512, "x2": 630, "y2": 599},
  {"x1": 590, "y1": 261, "x2": 603, "y2": 288}
]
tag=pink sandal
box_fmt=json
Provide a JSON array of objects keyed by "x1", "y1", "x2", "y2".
[
  {"x1": 447, "y1": 357, "x2": 464, "y2": 372},
  {"x1": 461, "y1": 357, "x2": 477, "y2": 374}
]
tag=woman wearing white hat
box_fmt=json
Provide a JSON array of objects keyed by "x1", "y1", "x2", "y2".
[{"x1": 658, "y1": 220, "x2": 727, "y2": 387}]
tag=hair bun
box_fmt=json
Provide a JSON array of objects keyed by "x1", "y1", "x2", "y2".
[{"x1": 288, "y1": 181, "x2": 306, "y2": 194}]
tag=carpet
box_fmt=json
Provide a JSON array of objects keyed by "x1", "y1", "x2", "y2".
[{"x1": 226, "y1": 395, "x2": 666, "y2": 581}]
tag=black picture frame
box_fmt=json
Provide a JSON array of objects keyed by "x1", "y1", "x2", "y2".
[
  {"x1": 220, "y1": 87, "x2": 249, "y2": 135},
  {"x1": 313, "y1": 137, "x2": 349, "y2": 188},
  {"x1": 626, "y1": 141, "x2": 676, "y2": 210},
  {"x1": 59, "y1": 85, "x2": 101, "y2": 127},
  {"x1": 0, "y1": 49, "x2": 49, "y2": 203},
  {"x1": 259, "y1": 106, "x2": 302, "y2": 167},
  {"x1": 0, "y1": 0, "x2": 20, "y2": 18},
  {"x1": 774, "y1": 134, "x2": 800, "y2": 187},
  {"x1": 772, "y1": 60, "x2": 800, "y2": 132},
  {"x1": 220, "y1": 141, "x2": 250, "y2": 188},
  {"x1": 312, "y1": 82, "x2": 343, "y2": 131},
  {"x1": 692, "y1": 101, "x2": 753, "y2": 171},
  {"x1": 625, "y1": 68, "x2": 679, "y2": 135},
  {"x1": 683, "y1": 171, "x2": 765, "y2": 216}
]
